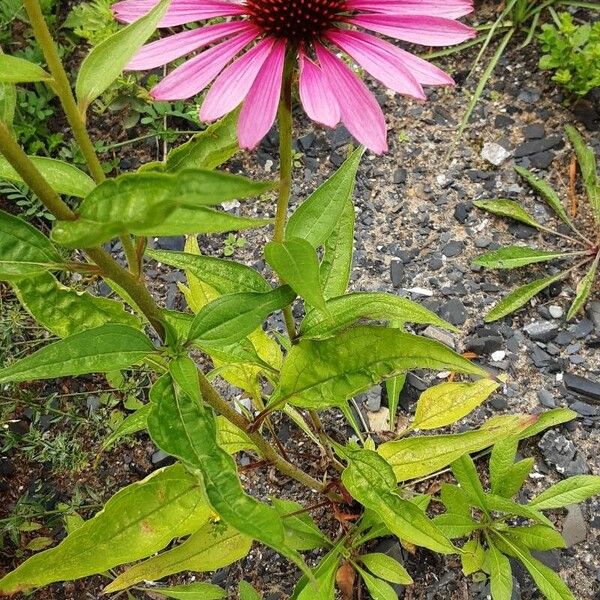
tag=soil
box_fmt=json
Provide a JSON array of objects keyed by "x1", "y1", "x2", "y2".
[{"x1": 1, "y1": 2, "x2": 599, "y2": 599}]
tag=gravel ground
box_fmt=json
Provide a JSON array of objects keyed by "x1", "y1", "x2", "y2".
[{"x1": 2, "y1": 5, "x2": 599, "y2": 599}]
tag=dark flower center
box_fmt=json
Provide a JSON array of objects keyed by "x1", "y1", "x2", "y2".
[{"x1": 245, "y1": 0, "x2": 347, "y2": 42}]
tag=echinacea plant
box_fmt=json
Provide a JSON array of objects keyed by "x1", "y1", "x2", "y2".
[
  {"x1": 0, "y1": 1, "x2": 596, "y2": 599},
  {"x1": 475, "y1": 125, "x2": 600, "y2": 322}
]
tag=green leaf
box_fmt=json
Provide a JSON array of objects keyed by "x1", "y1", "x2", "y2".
[
  {"x1": 506, "y1": 525, "x2": 566, "y2": 551},
  {"x1": 0, "y1": 464, "x2": 210, "y2": 595},
  {"x1": 286, "y1": 147, "x2": 363, "y2": 248},
  {"x1": 386, "y1": 373, "x2": 406, "y2": 432},
  {"x1": 146, "y1": 583, "x2": 226, "y2": 600},
  {"x1": 0, "y1": 210, "x2": 62, "y2": 278},
  {"x1": 102, "y1": 403, "x2": 150, "y2": 451},
  {"x1": 76, "y1": 0, "x2": 169, "y2": 109},
  {"x1": 432, "y1": 513, "x2": 478, "y2": 539},
  {"x1": 105, "y1": 521, "x2": 251, "y2": 592},
  {"x1": 239, "y1": 581, "x2": 262, "y2": 600},
  {"x1": 529, "y1": 475, "x2": 600, "y2": 510},
  {"x1": 474, "y1": 246, "x2": 572, "y2": 270},
  {"x1": 515, "y1": 166, "x2": 575, "y2": 229},
  {"x1": 494, "y1": 534, "x2": 576, "y2": 600},
  {"x1": 52, "y1": 169, "x2": 271, "y2": 247},
  {"x1": 516, "y1": 408, "x2": 576, "y2": 441},
  {"x1": 146, "y1": 249, "x2": 270, "y2": 294},
  {"x1": 165, "y1": 110, "x2": 240, "y2": 172},
  {"x1": 565, "y1": 125, "x2": 600, "y2": 224},
  {"x1": 148, "y1": 362, "x2": 309, "y2": 575},
  {"x1": 341, "y1": 448, "x2": 455, "y2": 554},
  {"x1": 300, "y1": 292, "x2": 457, "y2": 339},
  {"x1": 567, "y1": 254, "x2": 599, "y2": 320},
  {"x1": 274, "y1": 326, "x2": 486, "y2": 410},
  {"x1": 440, "y1": 484, "x2": 471, "y2": 517},
  {"x1": 497, "y1": 458, "x2": 534, "y2": 499},
  {"x1": 490, "y1": 438, "x2": 518, "y2": 496},
  {"x1": 360, "y1": 553, "x2": 413, "y2": 585},
  {"x1": 216, "y1": 415, "x2": 257, "y2": 455},
  {"x1": 0, "y1": 79, "x2": 16, "y2": 126},
  {"x1": 474, "y1": 200, "x2": 543, "y2": 229},
  {"x1": 357, "y1": 567, "x2": 399, "y2": 600},
  {"x1": 272, "y1": 498, "x2": 329, "y2": 551},
  {"x1": 485, "y1": 273, "x2": 564, "y2": 322},
  {"x1": 265, "y1": 238, "x2": 327, "y2": 311},
  {"x1": 413, "y1": 379, "x2": 500, "y2": 430},
  {"x1": 320, "y1": 197, "x2": 355, "y2": 299},
  {"x1": 379, "y1": 415, "x2": 534, "y2": 481},
  {"x1": 487, "y1": 543, "x2": 513, "y2": 600},
  {"x1": 188, "y1": 286, "x2": 295, "y2": 347},
  {"x1": 485, "y1": 495, "x2": 552, "y2": 527},
  {"x1": 293, "y1": 547, "x2": 340, "y2": 600},
  {"x1": 451, "y1": 454, "x2": 488, "y2": 510},
  {"x1": 461, "y1": 539, "x2": 485, "y2": 576},
  {"x1": 0, "y1": 156, "x2": 95, "y2": 198},
  {"x1": 9, "y1": 272, "x2": 140, "y2": 338},
  {"x1": 0, "y1": 54, "x2": 51, "y2": 83},
  {"x1": 0, "y1": 324, "x2": 155, "y2": 384}
]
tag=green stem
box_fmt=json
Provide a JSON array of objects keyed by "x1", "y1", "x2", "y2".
[{"x1": 22, "y1": 0, "x2": 105, "y2": 184}]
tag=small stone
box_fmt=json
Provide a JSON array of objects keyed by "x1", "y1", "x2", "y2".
[
  {"x1": 151, "y1": 449, "x2": 172, "y2": 466},
  {"x1": 570, "y1": 401, "x2": 598, "y2": 417},
  {"x1": 491, "y1": 350, "x2": 506, "y2": 361},
  {"x1": 360, "y1": 387, "x2": 382, "y2": 412},
  {"x1": 423, "y1": 326, "x2": 456, "y2": 349},
  {"x1": 538, "y1": 430, "x2": 590, "y2": 476},
  {"x1": 537, "y1": 389, "x2": 556, "y2": 408},
  {"x1": 155, "y1": 236, "x2": 185, "y2": 251},
  {"x1": 442, "y1": 240, "x2": 465, "y2": 258},
  {"x1": 562, "y1": 504, "x2": 587, "y2": 547},
  {"x1": 524, "y1": 321, "x2": 559, "y2": 342},
  {"x1": 438, "y1": 298, "x2": 468, "y2": 327},
  {"x1": 523, "y1": 123, "x2": 545, "y2": 140},
  {"x1": 549, "y1": 305, "x2": 564, "y2": 319},
  {"x1": 390, "y1": 260, "x2": 405, "y2": 287},
  {"x1": 564, "y1": 373, "x2": 600, "y2": 403},
  {"x1": 393, "y1": 168, "x2": 407, "y2": 184},
  {"x1": 481, "y1": 142, "x2": 511, "y2": 166},
  {"x1": 514, "y1": 136, "x2": 562, "y2": 158},
  {"x1": 368, "y1": 407, "x2": 390, "y2": 433},
  {"x1": 86, "y1": 395, "x2": 101, "y2": 413},
  {"x1": 587, "y1": 301, "x2": 600, "y2": 331}
]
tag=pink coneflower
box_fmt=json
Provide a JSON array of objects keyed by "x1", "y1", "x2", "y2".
[{"x1": 114, "y1": 0, "x2": 476, "y2": 153}]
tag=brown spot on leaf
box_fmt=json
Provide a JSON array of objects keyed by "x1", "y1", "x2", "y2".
[{"x1": 336, "y1": 561, "x2": 356, "y2": 600}]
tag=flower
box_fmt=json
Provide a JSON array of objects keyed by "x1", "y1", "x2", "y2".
[{"x1": 114, "y1": 0, "x2": 476, "y2": 153}]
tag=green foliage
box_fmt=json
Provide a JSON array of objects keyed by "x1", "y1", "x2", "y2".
[
  {"x1": 63, "y1": 0, "x2": 119, "y2": 46},
  {"x1": 475, "y1": 126, "x2": 600, "y2": 322},
  {"x1": 539, "y1": 12, "x2": 600, "y2": 98}
]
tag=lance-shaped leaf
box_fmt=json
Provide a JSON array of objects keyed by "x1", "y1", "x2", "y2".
[
  {"x1": 286, "y1": 147, "x2": 363, "y2": 248},
  {"x1": 239, "y1": 581, "x2": 262, "y2": 600},
  {"x1": 0, "y1": 54, "x2": 51, "y2": 83},
  {"x1": 461, "y1": 539, "x2": 485, "y2": 576},
  {"x1": 300, "y1": 292, "x2": 457, "y2": 339},
  {"x1": 567, "y1": 254, "x2": 599, "y2": 320},
  {"x1": 76, "y1": 0, "x2": 169, "y2": 109},
  {"x1": 274, "y1": 326, "x2": 486, "y2": 410},
  {"x1": 320, "y1": 197, "x2": 355, "y2": 299},
  {"x1": 515, "y1": 166, "x2": 575, "y2": 230},
  {"x1": 566, "y1": 124, "x2": 600, "y2": 224},
  {"x1": 148, "y1": 361, "x2": 310, "y2": 576},
  {"x1": 489, "y1": 437, "x2": 518, "y2": 496},
  {"x1": 431, "y1": 513, "x2": 478, "y2": 539},
  {"x1": 506, "y1": 525, "x2": 566, "y2": 551},
  {"x1": 102, "y1": 403, "x2": 151, "y2": 451},
  {"x1": 0, "y1": 210, "x2": 62, "y2": 278},
  {"x1": 485, "y1": 273, "x2": 565, "y2": 322},
  {"x1": 378, "y1": 415, "x2": 534, "y2": 481},
  {"x1": 473, "y1": 246, "x2": 574, "y2": 270},
  {"x1": 357, "y1": 566, "x2": 398, "y2": 600},
  {"x1": 516, "y1": 408, "x2": 576, "y2": 441},
  {"x1": 341, "y1": 448, "x2": 455, "y2": 554},
  {"x1": 0, "y1": 464, "x2": 210, "y2": 595},
  {"x1": 272, "y1": 498, "x2": 329, "y2": 551},
  {"x1": 493, "y1": 533, "x2": 576, "y2": 600},
  {"x1": 292, "y1": 547, "x2": 340, "y2": 600},
  {"x1": 165, "y1": 110, "x2": 240, "y2": 172},
  {"x1": 147, "y1": 249, "x2": 270, "y2": 294},
  {"x1": 9, "y1": 272, "x2": 140, "y2": 338},
  {"x1": 52, "y1": 169, "x2": 272, "y2": 247},
  {"x1": 265, "y1": 238, "x2": 327, "y2": 312},
  {"x1": 485, "y1": 495, "x2": 552, "y2": 527},
  {"x1": 0, "y1": 324, "x2": 155, "y2": 384},
  {"x1": 145, "y1": 582, "x2": 225, "y2": 599},
  {"x1": 474, "y1": 200, "x2": 542, "y2": 229},
  {"x1": 0, "y1": 49, "x2": 16, "y2": 126},
  {"x1": 487, "y1": 543, "x2": 513, "y2": 600},
  {"x1": 0, "y1": 156, "x2": 95, "y2": 198},
  {"x1": 216, "y1": 416, "x2": 257, "y2": 455},
  {"x1": 529, "y1": 475, "x2": 600, "y2": 510},
  {"x1": 360, "y1": 553, "x2": 413, "y2": 585},
  {"x1": 412, "y1": 379, "x2": 500, "y2": 430},
  {"x1": 104, "y1": 521, "x2": 251, "y2": 592},
  {"x1": 188, "y1": 286, "x2": 296, "y2": 347},
  {"x1": 451, "y1": 454, "x2": 488, "y2": 510}
]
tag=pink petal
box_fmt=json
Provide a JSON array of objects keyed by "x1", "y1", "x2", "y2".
[
  {"x1": 349, "y1": 14, "x2": 476, "y2": 46},
  {"x1": 315, "y1": 44, "x2": 387, "y2": 154},
  {"x1": 391, "y1": 47, "x2": 455, "y2": 86},
  {"x1": 238, "y1": 40, "x2": 286, "y2": 150},
  {"x1": 326, "y1": 30, "x2": 425, "y2": 100},
  {"x1": 127, "y1": 22, "x2": 251, "y2": 70},
  {"x1": 150, "y1": 30, "x2": 258, "y2": 100},
  {"x1": 200, "y1": 37, "x2": 276, "y2": 122},
  {"x1": 113, "y1": 0, "x2": 246, "y2": 28},
  {"x1": 346, "y1": 0, "x2": 473, "y2": 19},
  {"x1": 298, "y1": 51, "x2": 340, "y2": 128}
]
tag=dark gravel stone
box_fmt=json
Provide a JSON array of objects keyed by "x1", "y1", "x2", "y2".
[
  {"x1": 570, "y1": 401, "x2": 598, "y2": 417},
  {"x1": 530, "y1": 151, "x2": 554, "y2": 169},
  {"x1": 155, "y1": 236, "x2": 185, "y2": 251},
  {"x1": 393, "y1": 168, "x2": 407, "y2": 184},
  {"x1": 523, "y1": 123, "x2": 545, "y2": 139},
  {"x1": 524, "y1": 321, "x2": 559, "y2": 342},
  {"x1": 514, "y1": 136, "x2": 562, "y2": 158},
  {"x1": 438, "y1": 298, "x2": 468, "y2": 326},
  {"x1": 537, "y1": 389, "x2": 556, "y2": 408},
  {"x1": 442, "y1": 240, "x2": 465, "y2": 258},
  {"x1": 538, "y1": 430, "x2": 590, "y2": 476},
  {"x1": 564, "y1": 372, "x2": 600, "y2": 403},
  {"x1": 390, "y1": 259, "x2": 405, "y2": 287}
]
